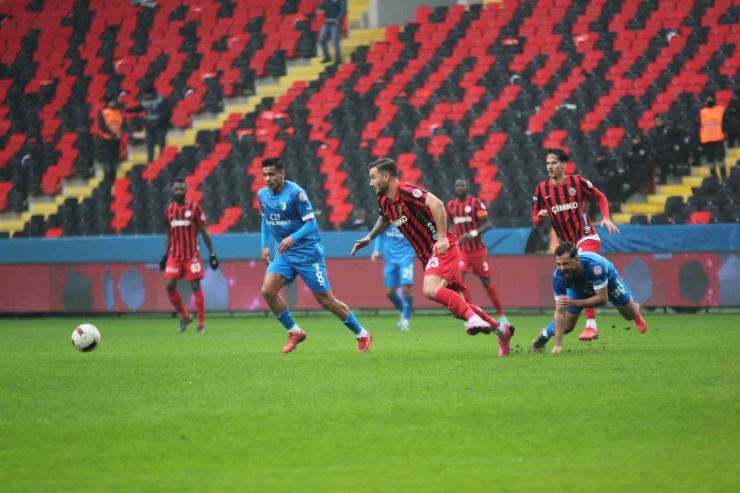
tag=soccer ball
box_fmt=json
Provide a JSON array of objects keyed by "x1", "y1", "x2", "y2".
[{"x1": 71, "y1": 324, "x2": 101, "y2": 352}]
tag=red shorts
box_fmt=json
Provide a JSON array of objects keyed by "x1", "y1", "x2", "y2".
[
  {"x1": 165, "y1": 256, "x2": 205, "y2": 281},
  {"x1": 425, "y1": 241, "x2": 466, "y2": 292},
  {"x1": 459, "y1": 248, "x2": 491, "y2": 278},
  {"x1": 577, "y1": 238, "x2": 601, "y2": 254}
]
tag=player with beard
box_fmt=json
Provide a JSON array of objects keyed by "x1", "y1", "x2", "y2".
[
  {"x1": 532, "y1": 148, "x2": 619, "y2": 344},
  {"x1": 533, "y1": 241, "x2": 647, "y2": 353},
  {"x1": 159, "y1": 177, "x2": 219, "y2": 333},
  {"x1": 351, "y1": 158, "x2": 515, "y2": 357}
]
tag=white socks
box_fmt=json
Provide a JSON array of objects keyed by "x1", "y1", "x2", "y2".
[
  {"x1": 356, "y1": 328, "x2": 368, "y2": 339},
  {"x1": 586, "y1": 319, "x2": 597, "y2": 329},
  {"x1": 288, "y1": 326, "x2": 303, "y2": 335}
]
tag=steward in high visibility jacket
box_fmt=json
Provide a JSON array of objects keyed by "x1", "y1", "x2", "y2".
[
  {"x1": 98, "y1": 98, "x2": 126, "y2": 180},
  {"x1": 99, "y1": 100, "x2": 124, "y2": 140},
  {"x1": 699, "y1": 94, "x2": 727, "y2": 179}
]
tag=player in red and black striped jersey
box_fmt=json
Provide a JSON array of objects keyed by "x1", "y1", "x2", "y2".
[
  {"x1": 351, "y1": 158, "x2": 515, "y2": 357},
  {"x1": 531, "y1": 148, "x2": 620, "y2": 343},
  {"x1": 159, "y1": 177, "x2": 219, "y2": 333},
  {"x1": 446, "y1": 178, "x2": 507, "y2": 323}
]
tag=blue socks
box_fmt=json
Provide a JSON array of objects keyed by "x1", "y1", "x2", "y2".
[
  {"x1": 544, "y1": 319, "x2": 574, "y2": 338},
  {"x1": 545, "y1": 320, "x2": 555, "y2": 338},
  {"x1": 276, "y1": 310, "x2": 296, "y2": 331},
  {"x1": 342, "y1": 312, "x2": 363, "y2": 335},
  {"x1": 387, "y1": 293, "x2": 404, "y2": 312},
  {"x1": 403, "y1": 295, "x2": 413, "y2": 320}
]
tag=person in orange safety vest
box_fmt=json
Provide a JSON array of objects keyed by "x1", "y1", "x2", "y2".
[
  {"x1": 98, "y1": 97, "x2": 125, "y2": 181},
  {"x1": 699, "y1": 92, "x2": 727, "y2": 180}
]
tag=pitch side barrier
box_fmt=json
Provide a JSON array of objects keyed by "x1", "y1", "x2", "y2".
[{"x1": 0, "y1": 225, "x2": 739, "y2": 312}]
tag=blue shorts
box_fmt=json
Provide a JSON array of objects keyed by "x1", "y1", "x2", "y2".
[
  {"x1": 563, "y1": 275, "x2": 633, "y2": 314},
  {"x1": 383, "y1": 261, "x2": 414, "y2": 288},
  {"x1": 267, "y1": 255, "x2": 331, "y2": 293}
]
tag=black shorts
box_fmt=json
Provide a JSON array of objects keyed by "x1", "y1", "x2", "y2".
[{"x1": 702, "y1": 141, "x2": 726, "y2": 163}]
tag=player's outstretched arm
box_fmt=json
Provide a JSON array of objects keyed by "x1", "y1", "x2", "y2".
[
  {"x1": 352, "y1": 216, "x2": 390, "y2": 255},
  {"x1": 600, "y1": 217, "x2": 620, "y2": 235},
  {"x1": 552, "y1": 305, "x2": 568, "y2": 353}
]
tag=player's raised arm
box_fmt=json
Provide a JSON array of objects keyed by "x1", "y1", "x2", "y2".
[
  {"x1": 352, "y1": 215, "x2": 390, "y2": 256},
  {"x1": 424, "y1": 191, "x2": 450, "y2": 254}
]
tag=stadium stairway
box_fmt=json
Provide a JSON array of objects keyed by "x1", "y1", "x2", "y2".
[
  {"x1": 109, "y1": 24, "x2": 387, "y2": 234},
  {"x1": 615, "y1": 147, "x2": 740, "y2": 225},
  {"x1": 0, "y1": 3, "x2": 386, "y2": 237}
]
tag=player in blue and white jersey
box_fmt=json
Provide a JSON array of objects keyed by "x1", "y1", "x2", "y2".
[
  {"x1": 258, "y1": 158, "x2": 372, "y2": 354},
  {"x1": 371, "y1": 225, "x2": 415, "y2": 330},
  {"x1": 531, "y1": 241, "x2": 647, "y2": 353}
]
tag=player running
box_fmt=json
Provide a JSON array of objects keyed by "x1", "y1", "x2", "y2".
[
  {"x1": 531, "y1": 241, "x2": 647, "y2": 353},
  {"x1": 371, "y1": 225, "x2": 415, "y2": 331},
  {"x1": 532, "y1": 148, "x2": 620, "y2": 342},
  {"x1": 159, "y1": 177, "x2": 219, "y2": 333},
  {"x1": 446, "y1": 178, "x2": 508, "y2": 325},
  {"x1": 351, "y1": 158, "x2": 514, "y2": 357},
  {"x1": 259, "y1": 158, "x2": 372, "y2": 354}
]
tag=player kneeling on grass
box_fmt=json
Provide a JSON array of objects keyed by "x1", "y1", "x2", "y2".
[{"x1": 531, "y1": 241, "x2": 647, "y2": 354}]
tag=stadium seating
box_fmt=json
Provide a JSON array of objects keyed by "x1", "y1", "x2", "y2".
[
  {"x1": 1, "y1": 0, "x2": 738, "y2": 237},
  {"x1": 0, "y1": 0, "x2": 326, "y2": 236}
]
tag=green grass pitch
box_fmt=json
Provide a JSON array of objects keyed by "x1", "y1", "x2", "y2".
[{"x1": 1, "y1": 313, "x2": 739, "y2": 493}]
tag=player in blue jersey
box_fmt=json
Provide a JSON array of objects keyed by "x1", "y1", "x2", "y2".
[
  {"x1": 258, "y1": 158, "x2": 372, "y2": 353},
  {"x1": 371, "y1": 225, "x2": 415, "y2": 330},
  {"x1": 531, "y1": 241, "x2": 648, "y2": 354}
]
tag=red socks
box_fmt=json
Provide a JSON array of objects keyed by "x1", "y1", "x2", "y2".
[
  {"x1": 469, "y1": 304, "x2": 500, "y2": 329},
  {"x1": 434, "y1": 287, "x2": 475, "y2": 320},
  {"x1": 584, "y1": 307, "x2": 596, "y2": 322},
  {"x1": 193, "y1": 290, "x2": 205, "y2": 325},
  {"x1": 485, "y1": 283, "x2": 505, "y2": 317},
  {"x1": 167, "y1": 289, "x2": 188, "y2": 318},
  {"x1": 460, "y1": 284, "x2": 474, "y2": 305}
]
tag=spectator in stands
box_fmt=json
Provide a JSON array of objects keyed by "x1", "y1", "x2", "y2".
[
  {"x1": 649, "y1": 114, "x2": 683, "y2": 185},
  {"x1": 594, "y1": 151, "x2": 623, "y2": 209},
  {"x1": 724, "y1": 89, "x2": 740, "y2": 149},
  {"x1": 625, "y1": 133, "x2": 653, "y2": 194},
  {"x1": 350, "y1": 208, "x2": 368, "y2": 230},
  {"x1": 699, "y1": 92, "x2": 727, "y2": 180},
  {"x1": 98, "y1": 97, "x2": 125, "y2": 181},
  {"x1": 318, "y1": 0, "x2": 346, "y2": 64},
  {"x1": 126, "y1": 86, "x2": 171, "y2": 163}
]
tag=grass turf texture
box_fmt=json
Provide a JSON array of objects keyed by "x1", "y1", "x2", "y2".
[{"x1": 1, "y1": 314, "x2": 739, "y2": 493}]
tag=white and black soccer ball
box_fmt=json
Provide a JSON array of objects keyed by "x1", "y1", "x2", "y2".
[{"x1": 71, "y1": 324, "x2": 101, "y2": 352}]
